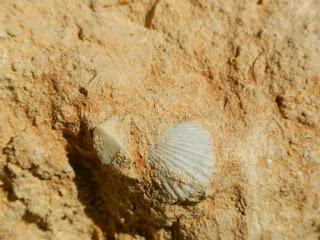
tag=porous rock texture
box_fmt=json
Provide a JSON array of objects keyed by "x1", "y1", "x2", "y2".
[{"x1": 0, "y1": 0, "x2": 319, "y2": 239}]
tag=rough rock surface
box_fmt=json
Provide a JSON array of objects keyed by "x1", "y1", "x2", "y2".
[{"x1": 0, "y1": 0, "x2": 319, "y2": 239}]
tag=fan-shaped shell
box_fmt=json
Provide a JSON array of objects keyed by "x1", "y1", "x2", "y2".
[{"x1": 149, "y1": 122, "x2": 215, "y2": 203}]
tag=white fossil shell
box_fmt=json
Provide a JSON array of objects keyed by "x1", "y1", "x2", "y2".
[
  {"x1": 93, "y1": 117, "x2": 131, "y2": 168},
  {"x1": 149, "y1": 122, "x2": 215, "y2": 203}
]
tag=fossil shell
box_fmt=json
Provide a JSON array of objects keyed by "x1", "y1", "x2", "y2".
[
  {"x1": 93, "y1": 117, "x2": 131, "y2": 168},
  {"x1": 149, "y1": 122, "x2": 215, "y2": 203}
]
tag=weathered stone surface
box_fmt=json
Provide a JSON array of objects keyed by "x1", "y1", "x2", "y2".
[{"x1": 0, "y1": 0, "x2": 319, "y2": 239}]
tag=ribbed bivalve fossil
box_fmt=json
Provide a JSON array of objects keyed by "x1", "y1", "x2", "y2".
[
  {"x1": 93, "y1": 117, "x2": 132, "y2": 169},
  {"x1": 149, "y1": 122, "x2": 215, "y2": 203}
]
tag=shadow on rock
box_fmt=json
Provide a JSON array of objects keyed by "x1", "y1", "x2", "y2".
[{"x1": 64, "y1": 129, "x2": 163, "y2": 239}]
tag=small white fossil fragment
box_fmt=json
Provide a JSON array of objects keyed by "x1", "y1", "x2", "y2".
[
  {"x1": 93, "y1": 117, "x2": 131, "y2": 168},
  {"x1": 149, "y1": 122, "x2": 215, "y2": 203}
]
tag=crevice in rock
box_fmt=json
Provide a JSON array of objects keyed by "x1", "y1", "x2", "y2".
[
  {"x1": 170, "y1": 220, "x2": 182, "y2": 240},
  {"x1": 0, "y1": 167, "x2": 19, "y2": 202},
  {"x1": 22, "y1": 210, "x2": 49, "y2": 231},
  {"x1": 66, "y1": 149, "x2": 115, "y2": 239},
  {"x1": 144, "y1": 0, "x2": 159, "y2": 29},
  {"x1": 63, "y1": 125, "x2": 116, "y2": 239},
  {"x1": 275, "y1": 95, "x2": 286, "y2": 118}
]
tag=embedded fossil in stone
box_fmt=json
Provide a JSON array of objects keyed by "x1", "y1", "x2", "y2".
[
  {"x1": 93, "y1": 119, "x2": 215, "y2": 204},
  {"x1": 93, "y1": 117, "x2": 132, "y2": 169},
  {"x1": 149, "y1": 122, "x2": 215, "y2": 203}
]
